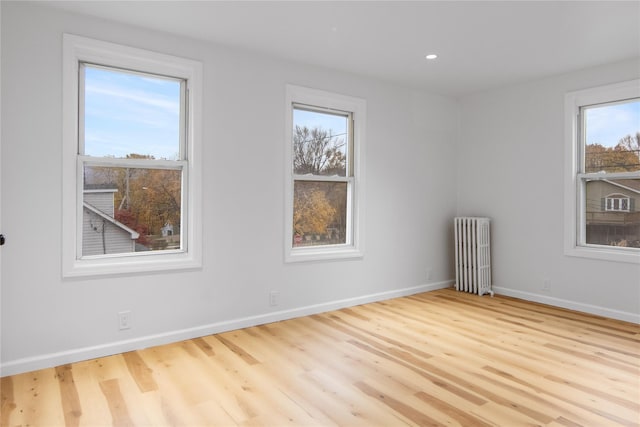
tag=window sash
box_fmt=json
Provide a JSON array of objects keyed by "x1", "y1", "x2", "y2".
[
  {"x1": 78, "y1": 62, "x2": 188, "y2": 160},
  {"x1": 76, "y1": 61, "x2": 188, "y2": 261},
  {"x1": 292, "y1": 103, "x2": 354, "y2": 178},
  {"x1": 577, "y1": 101, "x2": 640, "y2": 249},
  {"x1": 76, "y1": 156, "x2": 187, "y2": 259},
  {"x1": 291, "y1": 103, "x2": 354, "y2": 250},
  {"x1": 292, "y1": 179, "x2": 355, "y2": 247}
]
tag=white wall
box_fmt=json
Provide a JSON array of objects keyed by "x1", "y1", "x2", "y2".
[
  {"x1": 0, "y1": 3, "x2": 458, "y2": 375},
  {"x1": 457, "y1": 59, "x2": 640, "y2": 321}
]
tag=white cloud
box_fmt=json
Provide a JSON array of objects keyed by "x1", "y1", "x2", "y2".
[{"x1": 85, "y1": 84, "x2": 180, "y2": 115}]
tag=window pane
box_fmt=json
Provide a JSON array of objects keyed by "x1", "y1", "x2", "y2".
[
  {"x1": 293, "y1": 181, "x2": 348, "y2": 247},
  {"x1": 585, "y1": 178, "x2": 640, "y2": 248},
  {"x1": 293, "y1": 108, "x2": 348, "y2": 176},
  {"x1": 583, "y1": 99, "x2": 640, "y2": 173},
  {"x1": 83, "y1": 165, "x2": 182, "y2": 255},
  {"x1": 83, "y1": 65, "x2": 182, "y2": 160}
]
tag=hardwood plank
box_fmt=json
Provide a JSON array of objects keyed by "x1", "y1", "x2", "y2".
[
  {"x1": 99, "y1": 378, "x2": 135, "y2": 426},
  {"x1": 0, "y1": 376, "x2": 15, "y2": 426},
  {"x1": 70, "y1": 359, "x2": 115, "y2": 426},
  {"x1": 55, "y1": 364, "x2": 82, "y2": 427},
  {"x1": 2, "y1": 288, "x2": 639, "y2": 426},
  {"x1": 122, "y1": 351, "x2": 158, "y2": 393},
  {"x1": 354, "y1": 381, "x2": 442, "y2": 426}
]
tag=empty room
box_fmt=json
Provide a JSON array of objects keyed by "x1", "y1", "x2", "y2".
[{"x1": 1, "y1": 1, "x2": 639, "y2": 426}]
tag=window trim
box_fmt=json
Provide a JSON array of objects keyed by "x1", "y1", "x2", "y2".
[
  {"x1": 62, "y1": 34, "x2": 203, "y2": 277},
  {"x1": 564, "y1": 79, "x2": 640, "y2": 264},
  {"x1": 284, "y1": 85, "x2": 366, "y2": 263}
]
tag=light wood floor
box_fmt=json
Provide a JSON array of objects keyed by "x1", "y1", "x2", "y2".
[{"x1": 2, "y1": 289, "x2": 639, "y2": 426}]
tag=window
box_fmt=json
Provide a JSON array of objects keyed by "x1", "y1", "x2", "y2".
[
  {"x1": 564, "y1": 79, "x2": 640, "y2": 263},
  {"x1": 63, "y1": 35, "x2": 202, "y2": 277},
  {"x1": 605, "y1": 195, "x2": 631, "y2": 212},
  {"x1": 285, "y1": 85, "x2": 366, "y2": 262}
]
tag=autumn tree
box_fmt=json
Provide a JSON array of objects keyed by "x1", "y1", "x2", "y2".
[
  {"x1": 114, "y1": 209, "x2": 151, "y2": 247},
  {"x1": 85, "y1": 153, "x2": 182, "y2": 250},
  {"x1": 292, "y1": 126, "x2": 348, "y2": 244},
  {"x1": 293, "y1": 183, "x2": 336, "y2": 238},
  {"x1": 586, "y1": 133, "x2": 640, "y2": 173},
  {"x1": 116, "y1": 168, "x2": 181, "y2": 241}
]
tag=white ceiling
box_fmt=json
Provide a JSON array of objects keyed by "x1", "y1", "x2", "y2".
[{"x1": 46, "y1": 1, "x2": 640, "y2": 97}]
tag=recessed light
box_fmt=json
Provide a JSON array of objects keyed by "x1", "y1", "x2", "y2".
[{"x1": 425, "y1": 54, "x2": 438, "y2": 60}]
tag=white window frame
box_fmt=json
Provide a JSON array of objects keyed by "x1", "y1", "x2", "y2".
[
  {"x1": 284, "y1": 85, "x2": 366, "y2": 262},
  {"x1": 564, "y1": 79, "x2": 640, "y2": 264},
  {"x1": 62, "y1": 34, "x2": 203, "y2": 277}
]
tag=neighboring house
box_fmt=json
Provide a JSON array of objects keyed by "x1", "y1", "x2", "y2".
[
  {"x1": 82, "y1": 186, "x2": 140, "y2": 256},
  {"x1": 586, "y1": 179, "x2": 640, "y2": 247},
  {"x1": 161, "y1": 222, "x2": 174, "y2": 237}
]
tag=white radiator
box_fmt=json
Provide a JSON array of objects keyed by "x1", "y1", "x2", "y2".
[{"x1": 454, "y1": 217, "x2": 493, "y2": 296}]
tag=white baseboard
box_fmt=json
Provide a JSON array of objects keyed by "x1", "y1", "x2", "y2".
[
  {"x1": 492, "y1": 286, "x2": 640, "y2": 324},
  {"x1": 0, "y1": 280, "x2": 453, "y2": 377}
]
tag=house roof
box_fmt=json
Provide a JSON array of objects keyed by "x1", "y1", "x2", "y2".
[
  {"x1": 83, "y1": 202, "x2": 140, "y2": 239},
  {"x1": 603, "y1": 179, "x2": 640, "y2": 195}
]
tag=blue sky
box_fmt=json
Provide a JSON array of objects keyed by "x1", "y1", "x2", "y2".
[
  {"x1": 83, "y1": 66, "x2": 182, "y2": 160},
  {"x1": 293, "y1": 108, "x2": 348, "y2": 137},
  {"x1": 585, "y1": 100, "x2": 639, "y2": 148}
]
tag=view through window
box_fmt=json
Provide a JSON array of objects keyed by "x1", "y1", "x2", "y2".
[
  {"x1": 582, "y1": 98, "x2": 640, "y2": 249},
  {"x1": 81, "y1": 64, "x2": 185, "y2": 256},
  {"x1": 292, "y1": 106, "x2": 351, "y2": 248}
]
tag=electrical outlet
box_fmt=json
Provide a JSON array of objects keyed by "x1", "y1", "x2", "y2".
[
  {"x1": 542, "y1": 279, "x2": 551, "y2": 291},
  {"x1": 269, "y1": 291, "x2": 280, "y2": 307},
  {"x1": 118, "y1": 310, "x2": 132, "y2": 330}
]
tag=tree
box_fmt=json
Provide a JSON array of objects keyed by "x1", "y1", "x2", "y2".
[
  {"x1": 114, "y1": 208, "x2": 151, "y2": 246},
  {"x1": 293, "y1": 126, "x2": 346, "y2": 175},
  {"x1": 85, "y1": 153, "x2": 182, "y2": 250},
  {"x1": 585, "y1": 133, "x2": 640, "y2": 173},
  {"x1": 292, "y1": 126, "x2": 348, "y2": 244},
  {"x1": 293, "y1": 183, "x2": 336, "y2": 237},
  {"x1": 616, "y1": 132, "x2": 640, "y2": 168}
]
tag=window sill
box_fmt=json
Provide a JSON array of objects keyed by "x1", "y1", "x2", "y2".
[
  {"x1": 285, "y1": 245, "x2": 363, "y2": 263},
  {"x1": 63, "y1": 251, "x2": 202, "y2": 278},
  {"x1": 565, "y1": 244, "x2": 640, "y2": 264}
]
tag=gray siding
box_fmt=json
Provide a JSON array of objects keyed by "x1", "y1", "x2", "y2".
[
  {"x1": 84, "y1": 191, "x2": 116, "y2": 216},
  {"x1": 82, "y1": 209, "x2": 136, "y2": 256}
]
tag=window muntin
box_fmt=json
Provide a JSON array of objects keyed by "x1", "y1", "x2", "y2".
[
  {"x1": 572, "y1": 89, "x2": 640, "y2": 255},
  {"x1": 62, "y1": 34, "x2": 202, "y2": 277},
  {"x1": 605, "y1": 195, "x2": 630, "y2": 212},
  {"x1": 284, "y1": 85, "x2": 365, "y2": 262}
]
